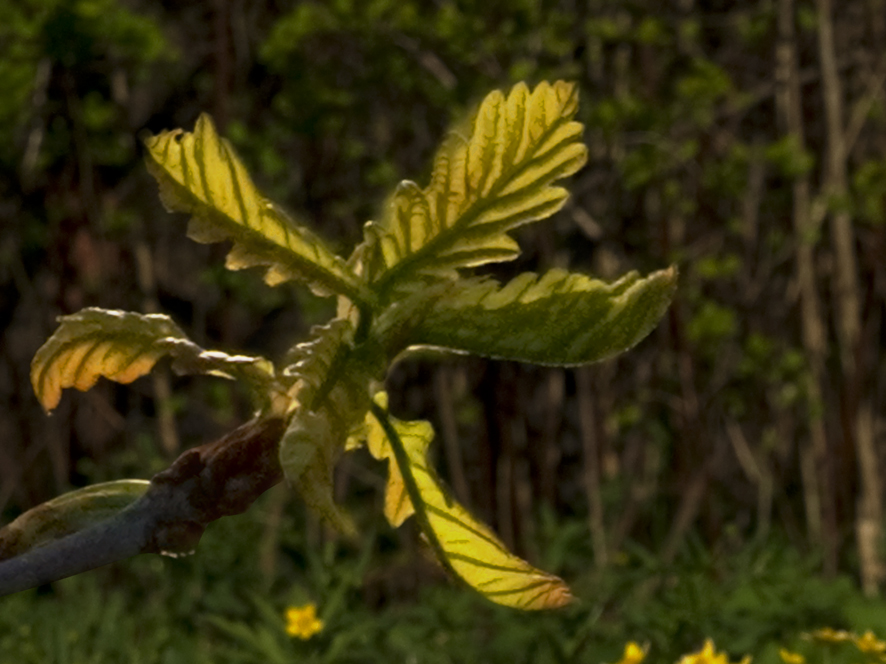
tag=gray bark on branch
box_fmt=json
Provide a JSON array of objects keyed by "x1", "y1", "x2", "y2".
[{"x1": 0, "y1": 416, "x2": 285, "y2": 597}]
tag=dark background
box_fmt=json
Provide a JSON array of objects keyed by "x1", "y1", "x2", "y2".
[{"x1": 3, "y1": 0, "x2": 886, "y2": 599}]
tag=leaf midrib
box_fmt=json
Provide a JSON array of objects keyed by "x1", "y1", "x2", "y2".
[
  {"x1": 374, "y1": 111, "x2": 577, "y2": 299},
  {"x1": 149, "y1": 129, "x2": 375, "y2": 309}
]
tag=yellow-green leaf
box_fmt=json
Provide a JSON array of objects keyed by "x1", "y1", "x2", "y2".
[
  {"x1": 361, "y1": 397, "x2": 573, "y2": 610},
  {"x1": 368, "y1": 81, "x2": 588, "y2": 295},
  {"x1": 144, "y1": 114, "x2": 370, "y2": 304},
  {"x1": 0, "y1": 480, "x2": 149, "y2": 560},
  {"x1": 347, "y1": 394, "x2": 411, "y2": 526},
  {"x1": 378, "y1": 267, "x2": 677, "y2": 365},
  {"x1": 31, "y1": 308, "x2": 275, "y2": 412}
]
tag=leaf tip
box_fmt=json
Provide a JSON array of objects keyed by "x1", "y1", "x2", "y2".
[
  {"x1": 33, "y1": 384, "x2": 60, "y2": 414},
  {"x1": 31, "y1": 351, "x2": 62, "y2": 414},
  {"x1": 657, "y1": 264, "x2": 680, "y2": 296},
  {"x1": 543, "y1": 579, "x2": 576, "y2": 609}
]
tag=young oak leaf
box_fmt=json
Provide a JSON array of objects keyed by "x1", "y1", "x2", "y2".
[
  {"x1": 31, "y1": 308, "x2": 275, "y2": 412},
  {"x1": 279, "y1": 320, "x2": 385, "y2": 536},
  {"x1": 144, "y1": 114, "x2": 371, "y2": 305},
  {"x1": 280, "y1": 408, "x2": 357, "y2": 536},
  {"x1": 377, "y1": 267, "x2": 677, "y2": 365},
  {"x1": 345, "y1": 394, "x2": 411, "y2": 527},
  {"x1": 358, "y1": 396, "x2": 573, "y2": 610},
  {"x1": 366, "y1": 81, "x2": 588, "y2": 294}
]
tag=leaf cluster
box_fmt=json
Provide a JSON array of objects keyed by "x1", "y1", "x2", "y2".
[{"x1": 1, "y1": 81, "x2": 675, "y2": 609}]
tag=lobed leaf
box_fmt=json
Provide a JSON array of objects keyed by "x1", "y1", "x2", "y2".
[
  {"x1": 279, "y1": 320, "x2": 385, "y2": 535},
  {"x1": 31, "y1": 308, "x2": 275, "y2": 412},
  {"x1": 378, "y1": 267, "x2": 677, "y2": 365},
  {"x1": 280, "y1": 408, "x2": 357, "y2": 536},
  {"x1": 283, "y1": 319, "x2": 356, "y2": 404},
  {"x1": 367, "y1": 81, "x2": 588, "y2": 296},
  {"x1": 358, "y1": 397, "x2": 573, "y2": 610},
  {"x1": 144, "y1": 114, "x2": 370, "y2": 304}
]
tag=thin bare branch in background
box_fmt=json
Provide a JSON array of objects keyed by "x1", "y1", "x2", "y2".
[
  {"x1": 136, "y1": 242, "x2": 180, "y2": 456},
  {"x1": 434, "y1": 366, "x2": 471, "y2": 505},
  {"x1": 817, "y1": 0, "x2": 883, "y2": 594},
  {"x1": 577, "y1": 366, "x2": 607, "y2": 568},
  {"x1": 775, "y1": 0, "x2": 834, "y2": 568}
]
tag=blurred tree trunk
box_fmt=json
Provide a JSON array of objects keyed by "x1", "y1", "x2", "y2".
[
  {"x1": 434, "y1": 366, "x2": 471, "y2": 505},
  {"x1": 213, "y1": 0, "x2": 231, "y2": 131},
  {"x1": 816, "y1": 0, "x2": 883, "y2": 595},
  {"x1": 651, "y1": 182, "x2": 707, "y2": 564},
  {"x1": 537, "y1": 369, "x2": 565, "y2": 508},
  {"x1": 136, "y1": 242, "x2": 180, "y2": 456},
  {"x1": 577, "y1": 366, "x2": 607, "y2": 568},
  {"x1": 775, "y1": 0, "x2": 837, "y2": 572}
]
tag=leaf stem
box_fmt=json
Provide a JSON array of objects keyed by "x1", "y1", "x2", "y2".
[{"x1": 354, "y1": 303, "x2": 373, "y2": 344}]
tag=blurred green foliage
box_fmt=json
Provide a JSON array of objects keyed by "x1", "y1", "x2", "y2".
[
  {"x1": 0, "y1": 0, "x2": 169, "y2": 173},
  {"x1": 4, "y1": 0, "x2": 886, "y2": 656},
  {"x1": 0, "y1": 510, "x2": 870, "y2": 663}
]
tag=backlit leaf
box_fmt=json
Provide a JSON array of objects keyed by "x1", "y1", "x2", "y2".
[
  {"x1": 346, "y1": 393, "x2": 411, "y2": 526},
  {"x1": 367, "y1": 81, "x2": 588, "y2": 295},
  {"x1": 360, "y1": 397, "x2": 573, "y2": 610},
  {"x1": 380, "y1": 267, "x2": 677, "y2": 365},
  {"x1": 0, "y1": 480, "x2": 150, "y2": 560},
  {"x1": 144, "y1": 114, "x2": 370, "y2": 304},
  {"x1": 32, "y1": 308, "x2": 275, "y2": 412}
]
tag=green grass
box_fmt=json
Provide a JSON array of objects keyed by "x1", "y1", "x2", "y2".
[{"x1": 0, "y1": 496, "x2": 880, "y2": 664}]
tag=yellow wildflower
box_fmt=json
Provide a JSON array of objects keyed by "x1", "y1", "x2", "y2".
[
  {"x1": 677, "y1": 639, "x2": 727, "y2": 664},
  {"x1": 676, "y1": 639, "x2": 750, "y2": 664},
  {"x1": 855, "y1": 630, "x2": 886, "y2": 655},
  {"x1": 807, "y1": 628, "x2": 852, "y2": 644},
  {"x1": 613, "y1": 641, "x2": 648, "y2": 664},
  {"x1": 285, "y1": 603, "x2": 324, "y2": 640},
  {"x1": 778, "y1": 648, "x2": 805, "y2": 664}
]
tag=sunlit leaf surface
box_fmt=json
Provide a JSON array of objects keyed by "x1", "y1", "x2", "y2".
[
  {"x1": 31, "y1": 308, "x2": 274, "y2": 412},
  {"x1": 359, "y1": 396, "x2": 573, "y2": 609},
  {"x1": 367, "y1": 81, "x2": 588, "y2": 294},
  {"x1": 383, "y1": 267, "x2": 677, "y2": 365},
  {"x1": 144, "y1": 114, "x2": 368, "y2": 303}
]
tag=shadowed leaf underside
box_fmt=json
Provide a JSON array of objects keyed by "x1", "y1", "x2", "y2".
[
  {"x1": 394, "y1": 266, "x2": 677, "y2": 365},
  {"x1": 279, "y1": 320, "x2": 384, "y2": 536}
]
